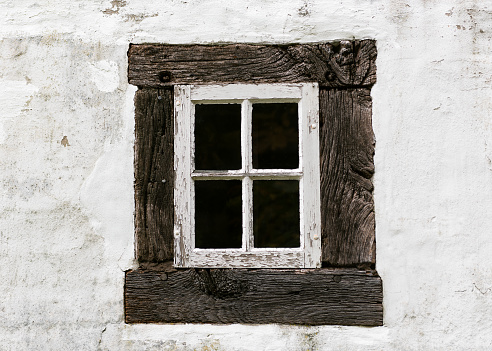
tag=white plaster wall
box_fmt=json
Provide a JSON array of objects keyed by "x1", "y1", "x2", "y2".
[{"x1": 1, "y1": 0, "x2": 492, "y2": 350}]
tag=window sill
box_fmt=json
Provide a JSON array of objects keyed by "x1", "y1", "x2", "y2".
[{"x1": 125, "y1": 267, "x2": 382, "y2": 326}]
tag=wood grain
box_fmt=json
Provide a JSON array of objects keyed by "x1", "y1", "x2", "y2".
[
  {"x1": 134, "y1": 88, "x2": 174, "y2": 262},
  {"x1": 128, "y1": 40, "x2": 376, "y2": 89},
  {"x1": 320, "y1": 88, "x2": 375, "y2": 266},
  {"x1": 125, "y1": 268, "x2": 383, "y2": 326},
  {"x1": 132, "y1": 42, "x2": 377, "y2": 268}
]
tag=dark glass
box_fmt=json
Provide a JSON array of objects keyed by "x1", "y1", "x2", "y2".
[
  {"x1": 195, "y1": 180, "x2": 242, "y2": 249},
  {"x1": 253, "y1": 180, "x2": 300, "y2": 248},
  {"x1": 252, "y1": 103, "x2": 299, "y2": 169},
  {"x1": 195, "y1": 104, "x2": 241, "y2": 170}
]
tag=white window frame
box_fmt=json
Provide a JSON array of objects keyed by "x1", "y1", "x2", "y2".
[{"x1": 174, "y1": 83, "x2": 321, "y2": 268}]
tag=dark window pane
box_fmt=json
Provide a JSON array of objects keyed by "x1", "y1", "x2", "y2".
[
  {"x1": 253, "y1": 180, "x2": 300, "y2": 248},
  {"x1": 195, "y1": 180, "x2": 242, "y2": 249},
  {"x1": 252, "y1": 103, "x2": 299, "y2": 169},
  {"x1": 195, "y1": 104, "x2": 241, "y2": 170}
]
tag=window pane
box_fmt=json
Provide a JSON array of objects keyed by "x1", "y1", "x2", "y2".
[
  {"x1": 252, "y1": 103, "x2": 299, "y2": 169},
  {"x1": 195, "y1": 104, "x2": 241, "y2": 170},
  {"x1": 253, "y1": 180, "x2": 300, "y2": 248},
  {"x1": 195, "y1": 180, "x2": 242, "y2": 249}
]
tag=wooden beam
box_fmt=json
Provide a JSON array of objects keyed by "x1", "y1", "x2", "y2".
[
  {"x1": 128, "y1": 41, "x2": 377, "y2": 89},
  {"x1": 320, "y1": 88, "x2": 375, "y2": 266},
  {"x1": 125, "y1": 268, "x2": 383, "y2": 326},
  {"x1": 134, "y1": 88, "x2": 174, "y2": 262}
]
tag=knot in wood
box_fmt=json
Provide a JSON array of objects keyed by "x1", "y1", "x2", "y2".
[
  {"x1": 325, "y1": 71, "x2": 337, "y2": 82},
  {"x1": 159, "y1": 71, "x2": 172, "y2": 83},
  {"x1": 193, "y1": 269, "x2": 249, "y2": 299}
]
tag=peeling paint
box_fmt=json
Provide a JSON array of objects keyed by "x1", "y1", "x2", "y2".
[
  {"x1": 124, "y1": 13, "x2": 159, "y2": 23},
  {"x1": 298, "y1": 0, "x2": 310, "y2": 17},
  {"x1": 103, "y1": 0, "x2": 127, "y2": 15}
]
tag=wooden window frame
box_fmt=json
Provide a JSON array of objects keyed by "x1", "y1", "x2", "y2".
[
  {"x1": 126, "y1": 41, "x2": 383, "y2": 326},
  {"x1": 174, "y1": 83, "x2": 321, "y2": 269}
]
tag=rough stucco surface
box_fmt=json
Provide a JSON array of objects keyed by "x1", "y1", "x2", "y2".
[{"x1": 1, "y1": 0, "x2": 492, "y2": 350}]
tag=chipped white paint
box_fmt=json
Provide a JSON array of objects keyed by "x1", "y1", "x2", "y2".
[
  {"x1": 241, "y1": 98, "x2": 254, "y2": 253},
  {"x1": 192, "y1": 169, "x2": 304, "y2": 179},
  {"x1": 299, "y1": 83, "x2": 321, "y2": 268},
  {"x1": 173, "y1": 85, "x2": 192, "y2": 268},
  {"x1": 2, "y1": 0, "x2": 492, "y2": 350},
  {"x1": 190, "y1": 84, "x2": 303, "y2": 101},
  {"x1": 174, "y1": 84, "x2": 320, "y2": 268}
]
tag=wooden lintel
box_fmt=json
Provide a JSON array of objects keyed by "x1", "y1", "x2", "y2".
[{"x1": 128, "y1": 41, "x2": 377, "y2": 89}]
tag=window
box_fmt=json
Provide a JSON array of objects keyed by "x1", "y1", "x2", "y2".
[
  {"x1": 126, "y1": 41, "x2": 383, "y2": 326},
  {"x1": 174, "y1": 83, "x2": 321, "y2": 268}
]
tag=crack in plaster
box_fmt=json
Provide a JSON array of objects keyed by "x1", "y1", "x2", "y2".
[{"x1": 473, "y1": 283, "x2": 492, "y2": 295}]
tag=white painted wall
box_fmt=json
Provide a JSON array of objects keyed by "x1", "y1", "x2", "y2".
[{"x1": 1, "y1": 0, "x2": 492, "y2": 350}]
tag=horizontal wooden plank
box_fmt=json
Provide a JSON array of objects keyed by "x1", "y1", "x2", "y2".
[
  {"x1": 128, "y1": 41, "x2": 377, "y2": 88},
  {"x1": 125, "y1": 268, "x2": 383, "y2": 326}
]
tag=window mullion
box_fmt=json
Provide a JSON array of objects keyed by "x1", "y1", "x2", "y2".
[
  {"x1": 242, "y1": 177, "x2": 253, "y2": 251},
  {"x1": 242, "y1": 100, "x2": 254, "y2": 252}
]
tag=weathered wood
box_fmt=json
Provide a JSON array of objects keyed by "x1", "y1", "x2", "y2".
[
  {"x1": 125, "y1": 268, "x2": 383, "y2": 326},
  {"x1": 132, "y1": 43, "x2": 377, "y2": 265},
  {"x1": 320, "y1": 88, "x2": 375, "y2": 266},
  {"x1": 134, "y1": 88, "x2": 174, "y2": 262},
  {"x1": 128, "y1": 41, "x2": 376, "y2": 89},
  {"x1": 130, "y1": 45, "x2": 380, "y2": 326}
]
